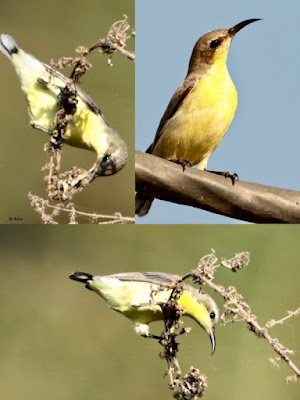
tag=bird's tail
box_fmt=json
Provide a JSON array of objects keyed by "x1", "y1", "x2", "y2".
[
  {"x1": 69, "y1": 272, "x2": 94, "y2": 283},
  {"x1": 0, "y1": 33, "x2": 46, "y2": 93},
  {"x1": 0, "y1": 34, "x2": 19, "y2": 59},
  {"x1": 135, "y1": 193, "x2": 154, "y2": 217}
]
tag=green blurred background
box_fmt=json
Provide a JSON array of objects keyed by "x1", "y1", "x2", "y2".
[
  {"x1": 0, "y1": 225, "x2": 299, "y2": 399},
  {"x1": 0, "y1": 0, "x2": 134, "y2": 223}
]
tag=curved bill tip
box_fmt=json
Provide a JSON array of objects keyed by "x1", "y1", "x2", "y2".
[
  {"x1": 89, "y1": 169, "x2": 98, "y2": 183},
  {"x1": 210, "y1": 329, "x2": 216, "y2": 355},
  {"x1": 228, "y1": 18, "x2": 262, "y2": 36}
]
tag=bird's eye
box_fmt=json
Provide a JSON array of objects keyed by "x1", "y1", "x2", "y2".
[
  {"x1": 210, "y1": 39, "x2": 222, "y2": 49},
  {"x1": 210, "y1": 311, "x2": 215, "y2": 319}
]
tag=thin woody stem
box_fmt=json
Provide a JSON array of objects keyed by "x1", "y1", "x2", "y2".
[{"x1": 201, "y1": 275, "x2": 300, "y2": 378}]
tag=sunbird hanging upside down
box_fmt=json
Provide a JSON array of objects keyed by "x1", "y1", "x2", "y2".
[
  {"x1": 69, "y1": 271, "x2": 219, "y2": 354},
  {"x1": 135, "y1": 19, "x2": 261, "y2": 216},
  {"x1": 0, "y1": 34, "x2": 128, "y2": 182}
]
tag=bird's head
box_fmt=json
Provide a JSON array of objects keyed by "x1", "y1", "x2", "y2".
[
  {"x1": 188, "y1": 19, "x2": 261, "y2": 73},
  {"x1": 89, "y1": 135, "x2": 128, "y2": 182},
  {"x1": 180, "y1": 287, "x2": 219, "y2": 355}
]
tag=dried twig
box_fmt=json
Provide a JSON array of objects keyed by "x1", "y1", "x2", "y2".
[
  {"x1": 154, "y1": 250, "x2": 299, "y2": 399},
  {"x1": 28, "y1": 16, "x2": 134, "y2": 222},
  {"x1": 265, "y1": 309, "x2": 300, "y2": 329},
  {"x1": 88, "y1": 15, "x2": 135, "y2": 65},
  {"x1": 28, "y1": 193, "x2": 134, "y2": 224},
  {"x1": 151, "y1": 276, "x2": 208, "y2": 399},
  {"x1": 43, "y1": 52, "x2": 93, "y2": 200},
  {"x1": 40, "y1": 15, "x2": 134, "y2": 201},
  {"x1": 196, "y1": 251, "x2": 300, "y2": 381}
]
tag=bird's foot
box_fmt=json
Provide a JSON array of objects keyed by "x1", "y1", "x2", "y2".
[
  {"x1": 206, "y1": 169, "x2": 239, "y2": 185},
  {"x1": 169, "y1": 158, "x2": 192, "y2": 171}
]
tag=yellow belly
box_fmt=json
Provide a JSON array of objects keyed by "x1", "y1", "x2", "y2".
[
  {"x1": 121, "y1": 287, "x2": 203, "y2": 325},
  {"x1": 153, "y1": 65, "x2": 238, "y2": 170},
  {"x1": 93, "y1": 277, "x2": 201, "y2": 326},
  {"x1": 11, "y1": 49, "x2": 112, "y2": 159},
  {"x1": 27, "y1": 85, "x2": 108, "y2": 155}
]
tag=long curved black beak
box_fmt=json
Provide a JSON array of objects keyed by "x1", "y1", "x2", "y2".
[
  {"x1": 228, "y1": 18, "x2": 262, "y2": 37},
  {"x1": 210, "y1": 328, "x2": 216, "y2": 355}
]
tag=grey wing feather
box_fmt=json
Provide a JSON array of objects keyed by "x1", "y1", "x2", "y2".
[
  {"x1": 43, "y1": 63, "x2": 104, "y2": 117},
  {"x1": 108, "y1": 272, "x2": 179, "y2": 286},
  {"x1": 148, "y1": 74, "x2": 199, "y2": 153}
]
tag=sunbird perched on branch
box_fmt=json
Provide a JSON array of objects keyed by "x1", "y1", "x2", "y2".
[
  {"x1": 69, "y1": 271, "x2": 219, "y2": 354},
  {"x1": 135, "y1": 19, "x2": 261, "y2": 216},
  {"x1": 0, "y1": 34, "x2": 128, "y2": 182}
]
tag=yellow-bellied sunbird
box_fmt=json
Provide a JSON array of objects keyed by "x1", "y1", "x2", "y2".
[
  {"x1": 135, "y1": 19, "x2": 261, "y2": 216},
  {"x1": 0, "y1": 34, "x2": 128, "y2": 182},
  {"x1": 69, "y1": 271, "x2": 219, "y2": 354}
]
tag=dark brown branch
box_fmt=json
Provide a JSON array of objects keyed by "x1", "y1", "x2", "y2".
[{"x1": 135, "y1": 151, "x2": 300, "y2": 223}]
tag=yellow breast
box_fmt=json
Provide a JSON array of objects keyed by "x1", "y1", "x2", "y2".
[{"x1": 153, "y1": 63, "x2": 238, "y2": 169}]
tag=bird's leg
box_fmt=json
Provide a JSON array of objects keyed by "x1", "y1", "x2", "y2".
[
  {"x1": 169, "y1": 158, "x2": 192, "y2": 171},
  {"x1": 37, "y1": 77, "x2": 49, "y2": 86},
  {"x1": 31, "y1": 123, "x2": 53, "y2": 136},
  {"x1": 38, "y1": 77, "x2": 64, "y2": 94},
  {"x1": 31, "y1": 123, "x2": 65, "y2": 148},
  {"x1": 206, "y1": 169, "x2": 239, "y2": 185},
  {"x1": 141, "y1": 333, "x2": 162, "y2": 340}
]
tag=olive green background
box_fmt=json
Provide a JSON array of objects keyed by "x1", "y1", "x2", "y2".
[
  {"x1": 0, "y1": 0, "x2": 134, "y2": 223},
  {"x1": 0, "y1": 225, "x2": 299, "y2": 399}
]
